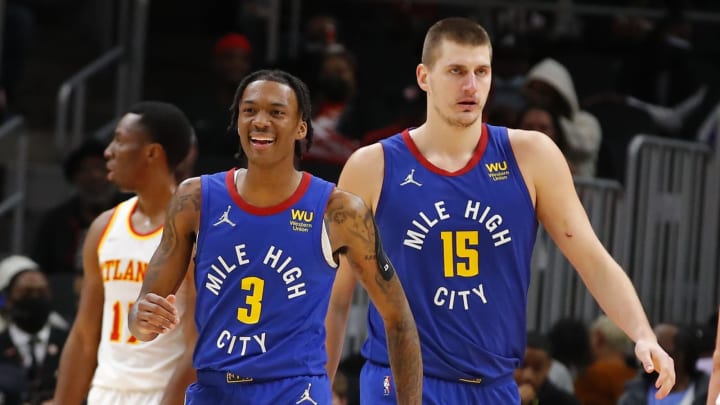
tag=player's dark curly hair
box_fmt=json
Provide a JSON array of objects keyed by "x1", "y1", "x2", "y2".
[{"x1": 228, "y1": 69, "x2": 313, "y2": 161}]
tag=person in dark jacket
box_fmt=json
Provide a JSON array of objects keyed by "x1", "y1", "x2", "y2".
[{"x1": 515, "y1": 331, "x2": 582, "y2": 405}]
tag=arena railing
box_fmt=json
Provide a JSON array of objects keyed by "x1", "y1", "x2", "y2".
[
  {"x1": 54, "y1": 0, "x2": 149, "y2": 155},
  {"x1": 0, "y1": 116, "x2": 28, "y2": 253},
  {"x1": 527, "y1": 177, "x2": 624, "y2": 333},
  {"x1": 621, "y1": 135, "x2": 712, "y2": 324}
]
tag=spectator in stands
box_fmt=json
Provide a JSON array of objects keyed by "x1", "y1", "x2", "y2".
[
  {"x1": 293, "y1": 14, "x2": 340, "y2": 87},
  {"x1": 515, "y1": 331, "x2": 581, "y2": 405},
  {"x1": 0, "y1": 255, "x2": 68, "y2": 405},
  {"x1": 301, "y1": 46, "x2": 361, "y2": 182},
  {"x1": 575, "y1": 315, "x2": 638, "y2": 405},
  {"x1": 0, "y1": 2, "x2": 35, "y2": 121},
  {"x1": 524, "y1": 58, "x2": 602, "y2": 177},
  {"x1": 31, "y1": 139, "x2": 122, "y2": 278},
  {"x1": 517, "y1": 103, "x2": 583, "y2": 174},
  {"x1": 549, "y1": 318, "x2": 593, "y2": 380},
  {"x1": 619, "y1": 323, "x2": 709, "y2": 405},
  {"x1": 182, "y1": 33, "x2": 253, "y2": 174}
]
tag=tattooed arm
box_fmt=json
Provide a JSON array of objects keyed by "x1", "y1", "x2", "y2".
[
  {"x1": 325, "y1": 144, "x2": 384, "y2": 382},
  {"x1": 129, "y1": 178, "x2": 201, "y2": 341},
  {"x1": 325, "y1": 190, "x2": 422, "y2": 405}
]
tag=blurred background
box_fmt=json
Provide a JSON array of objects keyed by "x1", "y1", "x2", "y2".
[{"x1": 1, "y1": 0, "x2": 719, "y2": 403}]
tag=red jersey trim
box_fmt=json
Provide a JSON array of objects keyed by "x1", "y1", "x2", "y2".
[
  {"x1": 225, "y1": 168, "x2": 312, "y2": 216},
  {"x1": 401, "y1": 124, "x2": 489, "y2": 176},
  {"x1": 96, "y1": 206, "x2": 120, "y2": 253}
]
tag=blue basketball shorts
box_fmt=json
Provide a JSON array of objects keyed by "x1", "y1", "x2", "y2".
[
  {"x1": 359, "y1": 361, "x2": 520, "y2": 404},
  {"x1": 185, "y1": 370, "x2": 331, "y2": 405}
]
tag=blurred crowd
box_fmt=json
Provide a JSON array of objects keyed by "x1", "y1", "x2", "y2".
[{"x1": 1, "y1": 0, "x2": 720, "y2": 403}]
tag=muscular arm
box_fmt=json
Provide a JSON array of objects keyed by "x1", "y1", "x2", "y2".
[
  {"x1": 510, "y1": 129, "x2": 675, "y2": 396},
  {"x1": 129, "y1": 178, "x2": 201, "y2": 341},
  {"x1": 325, "y1": 189, "x2": 422, "y2": 405},
  {"x1": 325, "y1": 145, "x2": 384, "y2": 382},
  {"x1": 54, "y1": 210, "x2": 112, "y2": 404},
  {"x1": 160, "y1": 260, "x2": 198, "y2": 405}
]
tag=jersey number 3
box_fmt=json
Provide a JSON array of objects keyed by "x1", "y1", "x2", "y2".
[
  {"x1": 440, "y1": 230, "x2": 479, "y2": 277},
  {"x1": 237, "y1": 276, "x2": 265, "y2": 324}
]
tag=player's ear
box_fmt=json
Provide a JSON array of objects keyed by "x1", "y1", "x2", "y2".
[
  {"x1": 296, "y1": 120, "x2": 307, "y2": 140},
  {"x1": 146, "y1": 143, "x2": 167, "y2": 165},
  {"x1": 416, "y1": 63, "x2": 429, "y2": 92}
]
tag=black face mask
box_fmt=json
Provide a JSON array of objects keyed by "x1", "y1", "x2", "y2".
[
  {"x1": 10, "y1": 296, "x2": 52, "y2": 334},
  {"x1": 318, "y1": 76, "x2": 352, "y2": 103}
]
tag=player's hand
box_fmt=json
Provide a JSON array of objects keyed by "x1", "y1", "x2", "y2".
[
  {"x1": 635, "y1": 338, "x2": 675, "y2": 398},
  {"x1": 133, "y1": 293, "x2": 179, "y2": 336}
]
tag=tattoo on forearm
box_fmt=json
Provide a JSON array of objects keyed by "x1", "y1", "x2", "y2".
[{"x1": 386, "y1": 314, "x2": 422, "y2": 403}]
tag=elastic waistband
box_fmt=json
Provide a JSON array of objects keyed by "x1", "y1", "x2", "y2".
[
  {"x1": 197, "y1": 370, "x2": 261, "y2": 385},
  {"x1": 366, "y1": 361, "x2": 515, "y2": 389},
  {"x1": 196, "y1": 370, "x2": 327, "y2": 386}
]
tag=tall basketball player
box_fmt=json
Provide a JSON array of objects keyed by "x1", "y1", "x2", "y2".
[
  {"x1": 55, "y1": 102, "x2": 196, "y2": 405},
  {"x1": 128, "y1": 70, "x2": 422, "y2": 404},
  {"x1": 325, "y1": 17, "x2": 676, "y2": 404}
]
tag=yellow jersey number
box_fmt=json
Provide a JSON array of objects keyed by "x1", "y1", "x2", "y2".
[
  {"x1": 237, "y1": 276, "x2": 264, "y2": 324},
  {"x1": 440, "y1": 230, "x2": 479, "y2": 277}
]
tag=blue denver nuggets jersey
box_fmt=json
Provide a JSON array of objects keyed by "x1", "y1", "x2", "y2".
[
  {"x1": 363, "y1": 124, "x2": 537, "y2": 381},
  {"x1": 193, "y1": 169, "x2": 337, "y2": 380}
]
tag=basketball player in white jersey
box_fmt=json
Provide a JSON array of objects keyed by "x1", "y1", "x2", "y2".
[{"x1": 54, "y1": 101, "x2": 196, "y2": 405}]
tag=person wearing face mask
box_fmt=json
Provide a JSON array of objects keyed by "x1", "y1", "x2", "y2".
[{"x1": 0, "y1": 255, "x2": 68, "y2": 405}]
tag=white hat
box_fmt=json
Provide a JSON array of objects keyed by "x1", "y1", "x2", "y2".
[{"x1": 0, "y1": 255, "x2": 40, "y2": 292}]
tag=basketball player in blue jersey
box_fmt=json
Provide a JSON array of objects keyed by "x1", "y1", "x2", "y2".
[
  {"x1": 128, "y1": 69, "x2": 422, "y2": 404},
  {"x1": 55, "y1": 102, "x2": 197, "y2": 405},
  {"x1": 325, "y1": 17, "x2": 676, "y2": 404}
]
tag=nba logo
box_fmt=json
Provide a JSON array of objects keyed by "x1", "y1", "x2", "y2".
[{"x1": 383, "y1": 375, "x2": 391, "y2": 396}]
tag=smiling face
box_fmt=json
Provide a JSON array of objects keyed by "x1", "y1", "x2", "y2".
[
  {"x1": 418, "y1": 39, "x2": 492, "y2": 128},
  {"x1": 236, "y1": 80, "x2": 307, "y2": 168}
]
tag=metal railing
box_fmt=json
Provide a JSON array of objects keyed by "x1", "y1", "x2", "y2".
[
  {"x1": 0, "y1": 116, "x2": 28, "y2": 253},
  {"x1": 54, "y1": 0, "x2": 150, "y2": 155},
  {"x1": 527, "y1": 177, "x2": 624, "y2": 332},
  {"x1": 621, "y1": 135, "x2": 712, "y2": 324}
]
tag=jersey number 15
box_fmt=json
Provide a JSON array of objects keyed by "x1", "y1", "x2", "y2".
[{"x1": 440, "y1": 230, "x2": 479, "y2": 277}]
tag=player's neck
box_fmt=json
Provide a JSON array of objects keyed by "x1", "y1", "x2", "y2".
[
  {"x1": 237, "y1": 165, "x2": 304, "y2": 208},
  {"x1": 416, "y1": 117, "x2": 484, "y2": 157},
  {"x1": 134, "y1": 174, "x2": 176, "y2": 222},
  {"x1": 409, "y1": 119, "x2": 484, "y2": 172}
]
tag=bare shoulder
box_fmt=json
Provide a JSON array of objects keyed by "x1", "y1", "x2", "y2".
[
  {"x1": 340, "y1": 143, "x2": 385, "y2": 210},
  {"x1": 507, "y1": 128, "x2": 566, "y2": 170},
  {"x1": 324, "y1": 188, "x2": 373, "y2": 249},
  {"x1": 177, "y1": 176, "x2": 202, "y2": 196},
  {"x1": 85, "y1": 206, "x2": 120, "y2": 243},
  {"x1": 347, "y1": 142, "x2": 384, "y2": 166},
  {"x1": 506, "y1": 128, "x2": 555, "y2": 154},
  {"x1": 170, "y1": 177, "x2": 203, "y2": 214},
  {"x1": 326, "y1": 188, "x2": 369, "y2": 219}
]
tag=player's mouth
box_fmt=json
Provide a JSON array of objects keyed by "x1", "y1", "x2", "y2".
[
  {"x1": 457, "y1": 99, "x2": 478, "y2": 111},
  {"x1": 249, "y1": 136, "x2": 275, "y2": 146}
]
